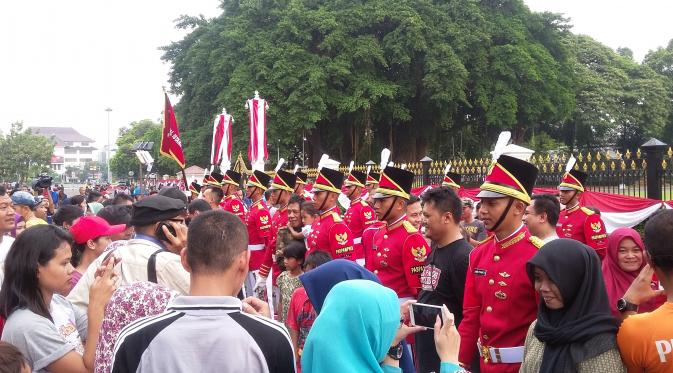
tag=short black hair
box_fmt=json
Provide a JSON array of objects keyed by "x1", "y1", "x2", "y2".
[
  {"x1": 288, "y1": 194, "x2": 305, "y2": 208},
  {"x1": 188, "y1": 199, "x2": 212, "y2": 214},
  {"x1": 52, "y1": 205, "x2": 84, "y2": 227},
  {"x1": 531, "y1": 194, "x2": 560, "y2": 226},
  {"x1": 87, "y1": 191, "x2": 102, "y2": 203},
  {"x1": 0, "y1": 186, "x2": 7, "y2": 196},
  {"x1": 421, "y1": 187, "x2": 462, "y2": 222},
  {"x1": 186, "y1": 210, "x2": 248, "y2": 274},
  {"x1": 205, "y1": 186, "x2": 224, "y2": 203},
  {"x1": 644, "y1": 210, "x2": 673, "y2": 273},
  {"x1": 69, "y1": 195, "x2": 86, "y2": 207},
  {"x1": 283, "y1": 241, "x2": 307, "y2": 261},
  {"x1": 112, "y1": 193, "x2": 134, "y2": 205},
  {"x1": 406, "y1": 194, "x2": 420, "y2": 206},
  {"x1": 303, "y1": 250, "x2": 332, "y2": 270},
  {"x1": 97, "y1": 205, "x2": 132, "y2": 226}
]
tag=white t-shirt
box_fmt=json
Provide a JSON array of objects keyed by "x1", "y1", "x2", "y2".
[{"x1": 0, "y1": 235, "x2": 16, "y2": 286}]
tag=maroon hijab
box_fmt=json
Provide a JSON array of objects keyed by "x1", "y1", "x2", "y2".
[{"x1": 602, "y1": 227, "x2": 664, "y2": 316}]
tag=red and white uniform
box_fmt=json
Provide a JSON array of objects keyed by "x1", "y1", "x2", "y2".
[
  {"x1": 246, "y1": 199, "x2": 271, "y2": 271},
  {"x1": 343, "y1": 198, "x2": 377, "y2": 262},
  {"x1": 222, "y1": 194, "x2": 246, "y2": 222},
  {"x1": 259, "y1": 206, "x2": 288, "y2": 283},
  {"x1": 362, "y1": 221, "x2": 386, "y2": 272},
  {"x1": 306, "y1": 209, "x2": 355, "y2": 261},
  {"x1": 556, "y1": 203, "x2": 608, "y2": 260},
  {"x1": 369, "y1": 216, "x2": 431, "y2": 299},
  {"x1": 458, "y1": 225, "x2": 542, "y2": 373}
]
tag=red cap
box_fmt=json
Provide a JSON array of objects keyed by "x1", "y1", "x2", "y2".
[{"x1": 69, "y1": 216, "x2": 126, "y2": 244}]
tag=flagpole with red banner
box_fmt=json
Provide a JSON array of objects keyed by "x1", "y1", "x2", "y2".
[{"x1": 161, "y1": 89, "x2": 188, "y2": 190}]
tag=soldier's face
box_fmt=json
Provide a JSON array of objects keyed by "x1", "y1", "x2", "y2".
[
  {"x1": 558, "y1": 190, "x2": 577, "y2": 206},
  {"x1": 533, "y1": 266, "x2": 564, "y2": 310},
  {"x1": 345, "y1": 185, "x2": 359, "y2": 199},
  {"x1": 479, "y1": 197, "x2": 511, "y2": 231}
]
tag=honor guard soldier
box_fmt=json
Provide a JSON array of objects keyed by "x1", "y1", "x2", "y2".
[
  {"x1": 442, "y1": 164, "x2": 462, "y2": 193},
  {"x1": 293, "y1": 169, "x2": 312, "y2": 201},
  {"x1": 259, "y1": 167, "x2": 297, "y2": 283},
  {"x1": 245, "y1": 170, "x2": 272, "y2": 275},
  {"x1": 458, "y1": 147, "x2": 542, "y2": 373},
  {"x1": 221, "y1": 169, "x2": 246, "y2": 221},
  {"x1": 188, "y1": 181, "x2": 201, "y2": 200},
  {"x1": 307, "y1": 167, "x2": 356, "y2": 260},
  {"x1": 556, "y1": 159, "x2": 608, "y2": 259},
  {"x1": 343, "y1": 168, "x2": 377, "y2": 266},
  {"x1": 202, "y1": 171, "x2": 225, "y2": 210},
  {"x1": 363, "y1": 169, "x2": 380, "y2": 206},
  {"x1": 370, "y1": 165, "x2": 431, "y2": 300}
]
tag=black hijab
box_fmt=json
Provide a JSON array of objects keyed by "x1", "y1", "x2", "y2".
[{"x1": 526, "y1": 239, "x2": 618, "y2": 373}]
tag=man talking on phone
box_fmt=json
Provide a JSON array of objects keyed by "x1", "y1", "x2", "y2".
[
  {"x1": 68, "y1": 195, "x2": 190, "y2": 312},
  {"x1": 415, "y1": 187, "x2": 472, "y2": 373}
]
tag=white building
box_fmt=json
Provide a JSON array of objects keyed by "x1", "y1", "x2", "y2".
[{"x1": 30, "y1": 127, "x2": 98, "y2": 172}]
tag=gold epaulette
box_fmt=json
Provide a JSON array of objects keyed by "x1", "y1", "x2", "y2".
[
  {"x1": 529, "y1": 236, "x2": 544, "y2": 249},
  {"x1": 580, "y1": 207, "x2": 595, "y2": 215},
  {"x1": 475, "y1": 234, "x2": 494, "y2": 247},
  {"x1": 331, "y1": 212, "x2": 343, "y2": 223},
  {"x1": 402, "y1": 220, "x2": 418, "y2": 233}
]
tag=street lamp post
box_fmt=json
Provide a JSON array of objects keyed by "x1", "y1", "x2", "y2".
[
  {"x1": 105, "y1": 107, "x2": 112, "y2": 182},
  {"x1": 302, "y1": 136, "x2": 306, "y2": 167},
  {"x1": 277, "y1": 139, "x2": 280, "y2": 162}
]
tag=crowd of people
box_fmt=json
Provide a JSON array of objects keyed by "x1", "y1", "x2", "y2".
[{"x1": 0, "y1": 146, "x2": 672, "y2": 373}]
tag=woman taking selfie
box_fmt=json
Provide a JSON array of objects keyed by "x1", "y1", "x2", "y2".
[
  {"x1": 520, "y1": 239, "x2": 624, "y2": 373},
  {"x1": 0, "y1": 225, "x2": 116, "y2": 373}
]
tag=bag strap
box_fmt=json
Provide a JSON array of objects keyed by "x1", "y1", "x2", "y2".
[{"x1": 147, "y1": 248, "x2": 166, "y2": 283}]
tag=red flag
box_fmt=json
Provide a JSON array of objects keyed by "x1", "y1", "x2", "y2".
[
  {"x1": 211, "y1": 114, "x2": 225, "y2": 165},
  {"x1": 161, "y1": 93, "x2": 186, "y2": 168},
  {"x1": 247, "y1": 97, "x2": 268, "y2": 164}
]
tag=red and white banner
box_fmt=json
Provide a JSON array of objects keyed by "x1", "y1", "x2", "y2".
[
  {"x1": 411, "y1": 185, "x2": 665, "y2": 233},
  {"x1": 211, "y1": 111, "x2": 233, "y2": 169},
  {"x1": 246, "y1": 94, "x2": 269, "y2": 169},
  {"x1": 161, "y1": 93, "x2": 186, "y2": 168}
]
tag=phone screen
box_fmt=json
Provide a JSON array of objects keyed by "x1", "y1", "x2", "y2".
[{"x1": 410, "y1": 303, "x2": 443, "y2": 329}]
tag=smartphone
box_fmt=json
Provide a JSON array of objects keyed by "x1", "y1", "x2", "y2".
[
  {"x1": 409, "y1": 303, "x2": 444, "y2": 329},
  {"x1": 155, "y1": 222, "x2": 177, "y2": 242}
]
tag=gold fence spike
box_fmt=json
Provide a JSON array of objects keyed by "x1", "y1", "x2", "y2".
[
  {"x1": 663, "y1": 159, "x2": 668, "y2": 170},
  {"x1": 596, "y1": 152, "x2": 602, "y2": 161},
  {"x1": 620, "y1": 161, "x2": 626, "y2": 171},
  {"x1": 668, "y1": 147, "x2": 673, "y2": 159},
  {"x1": 577, "y1": 152, "x2": 584, "y2": 162},
  {"x1": 625, "y1": 149, "x2": 631, "y2": 159},
  {"x1": 610, "y1": 161, "x2": 616, "y2": 171},
  {"x1": 545, "y1": 153, "x2": 551, "y2": 162},
  {"x1": 591, "y1": 162, "x2": 597, "y2": 172},
  {"x1": 600, "y1": 162, "x2": 606, "y2": 171},
  {"x1": 582, "y1": 163, "x2": 588, "y2": 172},
  {"x1": 587, "y1": 152, "x2": 593, "y2": 162},
  {"x1": 631, "y1": 160, "x2": 636, "y2": 170},
  {"x1": 637, "y1": 148, "x2": 641, "y2": 159},
  {"x1": 642, "y1": 159, "x2": 647, "y2": 169}
]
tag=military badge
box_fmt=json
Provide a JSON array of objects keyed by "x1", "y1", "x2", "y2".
[
  {"x1": 411, "y1": 246, "x2": 428, "y2": 262},
  {"x1": 335, "y1": 232, "x2": 349, "y2": 245},
  {"x1": 364, "y1": 211, "x2": 372, "y2": 219},
  {"x1": 591, "y1": 221, "x2": 602, "y2": 232}
]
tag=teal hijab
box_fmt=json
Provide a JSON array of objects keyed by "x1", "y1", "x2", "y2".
[{"x1": 301, "y1": 280, "x2": 400, "y2": 373}]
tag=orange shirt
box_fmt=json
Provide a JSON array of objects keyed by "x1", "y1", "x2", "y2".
[{"x1": 618, "y1": 302, "x2": 673, "y2": 373}]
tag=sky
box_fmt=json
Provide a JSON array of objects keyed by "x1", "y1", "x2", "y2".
[{"x1": 1, "y1": 0, "x2": 671, "y2": 152}]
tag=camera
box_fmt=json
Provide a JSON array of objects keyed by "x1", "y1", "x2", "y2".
[{"x1": 32, "y1": 173, "x2": 53, "y2": 190}]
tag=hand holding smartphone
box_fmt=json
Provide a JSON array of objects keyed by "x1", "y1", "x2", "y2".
[{"x1": 409, "y1": 302, "x2": 444, "y2": 329}]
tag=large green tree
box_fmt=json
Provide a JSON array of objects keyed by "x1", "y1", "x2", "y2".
[
  {"x1": 109, "y1": 119, "x2": 181, "y2": 179},
  {"x1": 0, "y1": 122, "x2": 55, "y2": 182},
  {"x1": 644, "y1": 39, "x2": 673, "y2": 143},
  {"x1": 161, "y1": 0, "x2": 576, "y2": 164}
]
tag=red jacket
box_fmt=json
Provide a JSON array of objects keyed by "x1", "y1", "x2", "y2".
[
  {"x1": 369, "y1": 216, "x2": 431, "y2": 299},
  {"x1": 222, "y1": 195, "x2": 246, "y2": 222},
  {"x1": 246, "y1": 199, "x2": 271, "y2": 271},
  {"x1": 556, "y1": 204, "x2": 608, "y2": 259},
  {"x1": 362, "y1": 221, "x2": 386, "y2": 271},
  {"x1": 458, "y1": 225, "x2": 542, "y2": 373},
  {"x1": 306, "y1": 209, "x2": 355, "y2": 261},
  {"x1": 344, "y1": 198, "x2": 377, "y2": 260}
]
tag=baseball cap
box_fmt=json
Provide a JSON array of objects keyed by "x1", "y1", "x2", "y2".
[
  {"x1": 11, "y1": 191, "x2": 38, "y2": 208},
  {"x1": 461, "y1": 197, "x2": 474, "y2": 208},
  {"x1": 69, "y1": 216, "x2": 126, "y2": 244}
]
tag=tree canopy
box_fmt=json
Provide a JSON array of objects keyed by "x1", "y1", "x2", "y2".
[
  {"x1": 160, "y1": 0, "x2": 672, "y2": 166},
  {"x1": 0, "y1": 122, "x2": 55, "y2": 182}
]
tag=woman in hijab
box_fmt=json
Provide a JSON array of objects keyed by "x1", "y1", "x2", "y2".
[
  {"x1": 602, "y1": 227, "x2": 665, "y2": 317},
  {"x1": 302, "y1": 280, "x2": 463, "y2": 373},
  {"x1": 520, "y1": 239, "x2": 625, "y2": 373}
]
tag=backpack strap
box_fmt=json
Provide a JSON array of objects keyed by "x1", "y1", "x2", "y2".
[{"x1": 147, "y1": 248, "x2": 166, "y2": 283}]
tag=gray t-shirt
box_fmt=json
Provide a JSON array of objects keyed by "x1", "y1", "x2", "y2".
[
  {"x1": 461, "y1": 219, "x2": 487, "y2": 242},
  {"x1": 1, "y1": 294, "x2": 87, "y2": 372}
]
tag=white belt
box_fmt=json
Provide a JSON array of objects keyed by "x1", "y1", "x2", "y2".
[
  {"x1": 353, "y1": 237, "x2": 362, "y2": 244},
  {"x1": 478, "y1": 340, "x2": 524, "y2": 364},
  {"x1": 248, "y1": 244, "x2": 265, "y2": 251}
]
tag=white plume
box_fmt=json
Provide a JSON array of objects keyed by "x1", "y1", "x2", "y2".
[
  {"x1": 366, "y1": 165, "x2": 371, "y2": 175},
  {"x1": 274, "y1": 158, "x2": 285, "y2": 172},
  {"x1": 401, "y1": 163, "x2": 407, "y2": 170},
  {"x1": 492, "y1": 131, "x2": 511, "y2": 161},
  {"x1": 380, "y1": 148, "x2": 391, "y2": 170},
  {"x1": 348, "y1": 161, "x2": 354, "y2": 173},
  {"x1": 443, "y1": 163, "x2": 451, "y2": 174},
  {"x1": 293, "y1": 165, "x2": 299, "y2": 173},
  {"x1": 318, "y1": 154, "x2": 329, "y2": 170},
  {"x1": 566, "y1": 155, "x2": 577, "y2": 172}
]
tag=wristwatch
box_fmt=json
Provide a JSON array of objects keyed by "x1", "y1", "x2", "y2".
[
  {"x1": 387, "y1": 342, "x2": 403, "y2": 360},
  {"x1": 617, "y1": 298, "x2": 638, "y2": 313}
]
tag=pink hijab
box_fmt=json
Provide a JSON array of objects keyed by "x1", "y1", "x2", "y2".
[{"x1": 602, "y1": 227, "x2": 664, "y2": 316}]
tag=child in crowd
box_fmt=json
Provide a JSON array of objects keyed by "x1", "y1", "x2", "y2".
[
  {"x1": 290, "y1": 201, "x2": 319, "y2": 246},
  {"x1": 276, "y1": 242, "x2": 307, "y2": 324},
  {"x1": 0, "y1": 341, "x2": 30, "y2": 373},
  {"x1": 286, "y1": 250, "x2": 332, "y2": 372}
]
